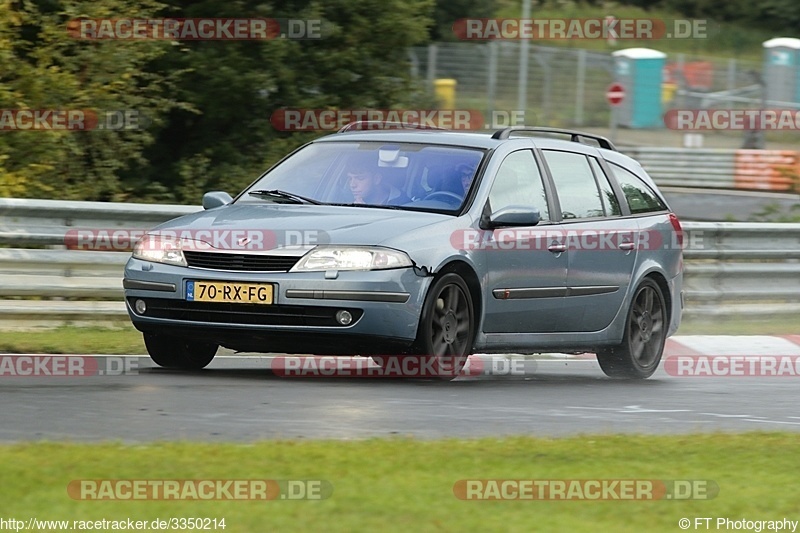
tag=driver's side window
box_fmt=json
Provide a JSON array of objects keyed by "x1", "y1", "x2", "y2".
[{"x1": 488, "y1": 150, "x2": 550, "y2": 221}]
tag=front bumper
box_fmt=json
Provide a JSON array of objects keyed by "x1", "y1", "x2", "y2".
[{"x1": 123, "y1": 257, "x2": 431, "y2": 353}]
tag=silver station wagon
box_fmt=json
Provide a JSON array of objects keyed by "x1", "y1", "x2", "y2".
[{"x1": 124, "y1": 124, "x2": 683, "y2": 379}]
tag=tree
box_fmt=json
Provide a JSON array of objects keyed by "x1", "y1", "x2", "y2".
[
  {"x1": 2, "y1": 0, "x2": 435, "y2": 203},
  {"x1": 128, "y1": 0, "x2": 435, "y2": 203},
  {"x1": 429, "y1": 0, "x2": 496, "y2": 41},
  {"x1": 0, "y1": 0, "x2": 176, "y2": 200}
]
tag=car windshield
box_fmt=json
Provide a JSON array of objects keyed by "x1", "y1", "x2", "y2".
[{"x1": 237, "y1": 141, "x2": 486, "y2": 213}]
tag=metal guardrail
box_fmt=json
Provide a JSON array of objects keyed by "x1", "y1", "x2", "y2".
[
  {"x1": 0, "y1": 197, "x2": 199, "y2": 247},
  {"x1": 623, "y1": 148, "x2": 736, "y2": 189},
  {"x1": 680, "y1": 222, "x2": 800, "y2": 318},
  {"x1": 622, "y1": 148, "x2": 800, "y2": 192},
  {"x1": 1, "y1": 199, "x2": 799, "y2": 326}
]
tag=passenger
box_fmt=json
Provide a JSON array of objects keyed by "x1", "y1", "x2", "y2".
[{"x1": 456, "y1": 162, "x2": 478, "y2": 194}]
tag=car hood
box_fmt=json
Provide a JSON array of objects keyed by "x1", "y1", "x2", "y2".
[{"x1": 148, "y1": 203, "x2": 452, "y2": 249}]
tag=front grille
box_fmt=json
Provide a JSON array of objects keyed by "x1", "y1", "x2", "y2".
[
  {"x1": 183, "y1": 250, "x2": 300, "y2": 272},
  {"x1": 130, "y1": 298, "x2": 362, "y2": 327}
]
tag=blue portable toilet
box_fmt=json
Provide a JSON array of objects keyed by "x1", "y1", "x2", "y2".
[
  {"x1": 612, "y1": 48, "x2": 667, "y2": 128},
  {"x1": 763, "y1": 38, "x2": 800, "y2": 104}
]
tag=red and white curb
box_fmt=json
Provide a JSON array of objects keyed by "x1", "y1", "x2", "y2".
[
  {"x1": 494, "y1": 335, "x2": 800, "y2": 361},
  {"x1": 664, "y1": 335, "x2": 800, "y2": 357}
]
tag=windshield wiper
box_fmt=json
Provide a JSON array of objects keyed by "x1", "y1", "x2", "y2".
[
  {"x1": 247, "y1": 189, "x2": 322, "y2": 205},
  {"x1": 328, "y1": 203, "x2": 405, "y2": 210}
]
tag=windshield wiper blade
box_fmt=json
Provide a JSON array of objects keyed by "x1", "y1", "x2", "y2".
[
  {"x1": 328, "y1": 203, "x2": 405, "y2": 210},
  {"x1": 247, "y1": 189, "x2": 322, "y2": 205}
]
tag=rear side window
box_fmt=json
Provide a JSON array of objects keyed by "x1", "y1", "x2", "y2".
[
  {"x1": 588, "y1": 157, "x2": 621, "y2": 216},
  {"x1": 541, "y1": 150, "x2": 604, "y2": 219},
  {"x1": 608, "y1": 163, "x2": 667, "y2": 214}
]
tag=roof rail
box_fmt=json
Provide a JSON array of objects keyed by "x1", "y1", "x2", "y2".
[
  {"x1": 337, "y1": 121, "x2": 446, "y2": 133},
  {"x1": 491, "y1": 127, "x2": 617, "y2": 151}
]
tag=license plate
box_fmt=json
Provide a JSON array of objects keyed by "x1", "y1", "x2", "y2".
[{"x1": 186, "y1": 281, "x2": 273, "y2": 304}]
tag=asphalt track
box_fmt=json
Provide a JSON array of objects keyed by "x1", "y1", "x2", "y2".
[{"x1": 2, "y1": 336, "x2": 800, "y2": 442}]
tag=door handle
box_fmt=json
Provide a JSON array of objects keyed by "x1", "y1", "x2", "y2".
[
  {"x1": 619, "y1": 241, "x2": 636, "y2": 251},
  {"x1": 547, "y1": 242, "x2": 567, "y2": 254}
]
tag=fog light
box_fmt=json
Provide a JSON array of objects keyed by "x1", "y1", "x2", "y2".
[
  {"x1": 135, "y1": 299, "x2": 147, "y2": 315},
  {"x1": 335, "y1": 310, "x2": 353, "y2": 325}
]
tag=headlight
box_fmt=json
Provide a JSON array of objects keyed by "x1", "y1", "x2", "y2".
[
  {"x1": 290, "y1": 246, "x2": 412, "y2": 272},
  {"x1": 132, "y1": 235, "x2": 188, "y2": 267}
]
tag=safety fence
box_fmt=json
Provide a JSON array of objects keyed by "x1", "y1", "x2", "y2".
[
  {"x1": 623, "y1": 147, "x2": 800, "y2": 191},
  {"x1": 1, "y1": 198, "x2": 798, "y2": 327}
]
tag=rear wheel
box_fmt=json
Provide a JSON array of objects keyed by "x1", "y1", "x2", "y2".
[
  {"x1": 597, "y1": 278, "x2": 667, "y2": 379},
  {"x1": 143, "y1": 333, "x2": 218, "y2": 370}
]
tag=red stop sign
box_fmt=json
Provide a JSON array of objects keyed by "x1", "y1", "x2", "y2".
[{"x1": 606, "y1": 83, "x2": 625, "y2": 106}]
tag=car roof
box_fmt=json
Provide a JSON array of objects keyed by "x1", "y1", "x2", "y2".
[
  {"x1": 314, "y1": 130, "x2": 504, "y2": 149},
  {"x1": 314, "y1": 126, "x2": 623, "y2": 155}
]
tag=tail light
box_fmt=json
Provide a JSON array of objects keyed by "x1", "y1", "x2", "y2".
[{"x1": 668, "y1": 213, "x2": 683, "y2": 248}]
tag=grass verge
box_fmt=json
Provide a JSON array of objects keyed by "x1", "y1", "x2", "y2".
[
  {"x1": 0, "y1": 326, "x2": 147, "y2": 354},
  {"x1": 1, "y1": 433, "x2": 798, "y2": 532}
]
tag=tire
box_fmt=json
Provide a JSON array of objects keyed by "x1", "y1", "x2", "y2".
[
  {"x1": 412, "y1": 272, "x2": 476, "y2": 380},
  {"x1": 143, "y1": 333, "x2": 218, "y2": 370},
  {"x1": 597, "y1": 278, "x2": 667, "y2": 379}
]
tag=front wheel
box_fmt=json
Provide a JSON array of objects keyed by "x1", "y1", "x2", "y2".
[
  {"x1": 596, "y1": 278, "x2": 667, "y2": 379},
  {"x1": 414, "y1": 273, "x2": 476, "y2": 380},
  {"x1": 143, "y1": 333, "x2": 218, "y2": 370}
]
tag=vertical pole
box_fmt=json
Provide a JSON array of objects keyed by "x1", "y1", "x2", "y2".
[
  {"x1": 409, "y1": 49, "x2": 419, "y2": 79},
  {"x1": 576, "y1": 49, "x2": 586, "y2": 126},
  {"x1": 487, "y1": 41, "x2": 498, "y2": 128},
  {"x1": 609, "y1": 104, "x2": 618, "y2": 143},
  {"x1": 426, "y1": 43, "x2": 438, "y2": 92},
  {"x1": 517, "y1": 0, "x2": 531, "y2": 118},
  {"x1": 727, "y1": 58, "x2": 736, "y2": 91},
  {"x1": 676, "y1": 53, "x2": 686, "y2": 109},
  {"x1": 534, "y1": 53, "x2": 551, "y2": 124}
]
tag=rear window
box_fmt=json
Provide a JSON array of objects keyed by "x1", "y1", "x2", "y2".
[{"x1": 608, "y1": 163, "x2": 667, "y2": 214}]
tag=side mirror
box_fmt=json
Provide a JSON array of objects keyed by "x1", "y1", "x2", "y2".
[
  {"x1": 202, "y1": 191, "x2": 233, "y2": 210},
  {"x1": 482, "y1": 205, "x2": 540, "y2": 229}
]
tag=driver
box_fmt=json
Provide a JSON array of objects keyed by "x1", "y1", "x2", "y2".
[{"x1": 346, "y1": 160, "x2": 410, "y2": 206}]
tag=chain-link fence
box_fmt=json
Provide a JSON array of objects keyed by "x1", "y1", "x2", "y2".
[
  {"x1": 410, "y1": 42, "x2": 776, "y2": 147},
  {"x1": 411, "y1": 42, "x2": 615, "y2": 127}
]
